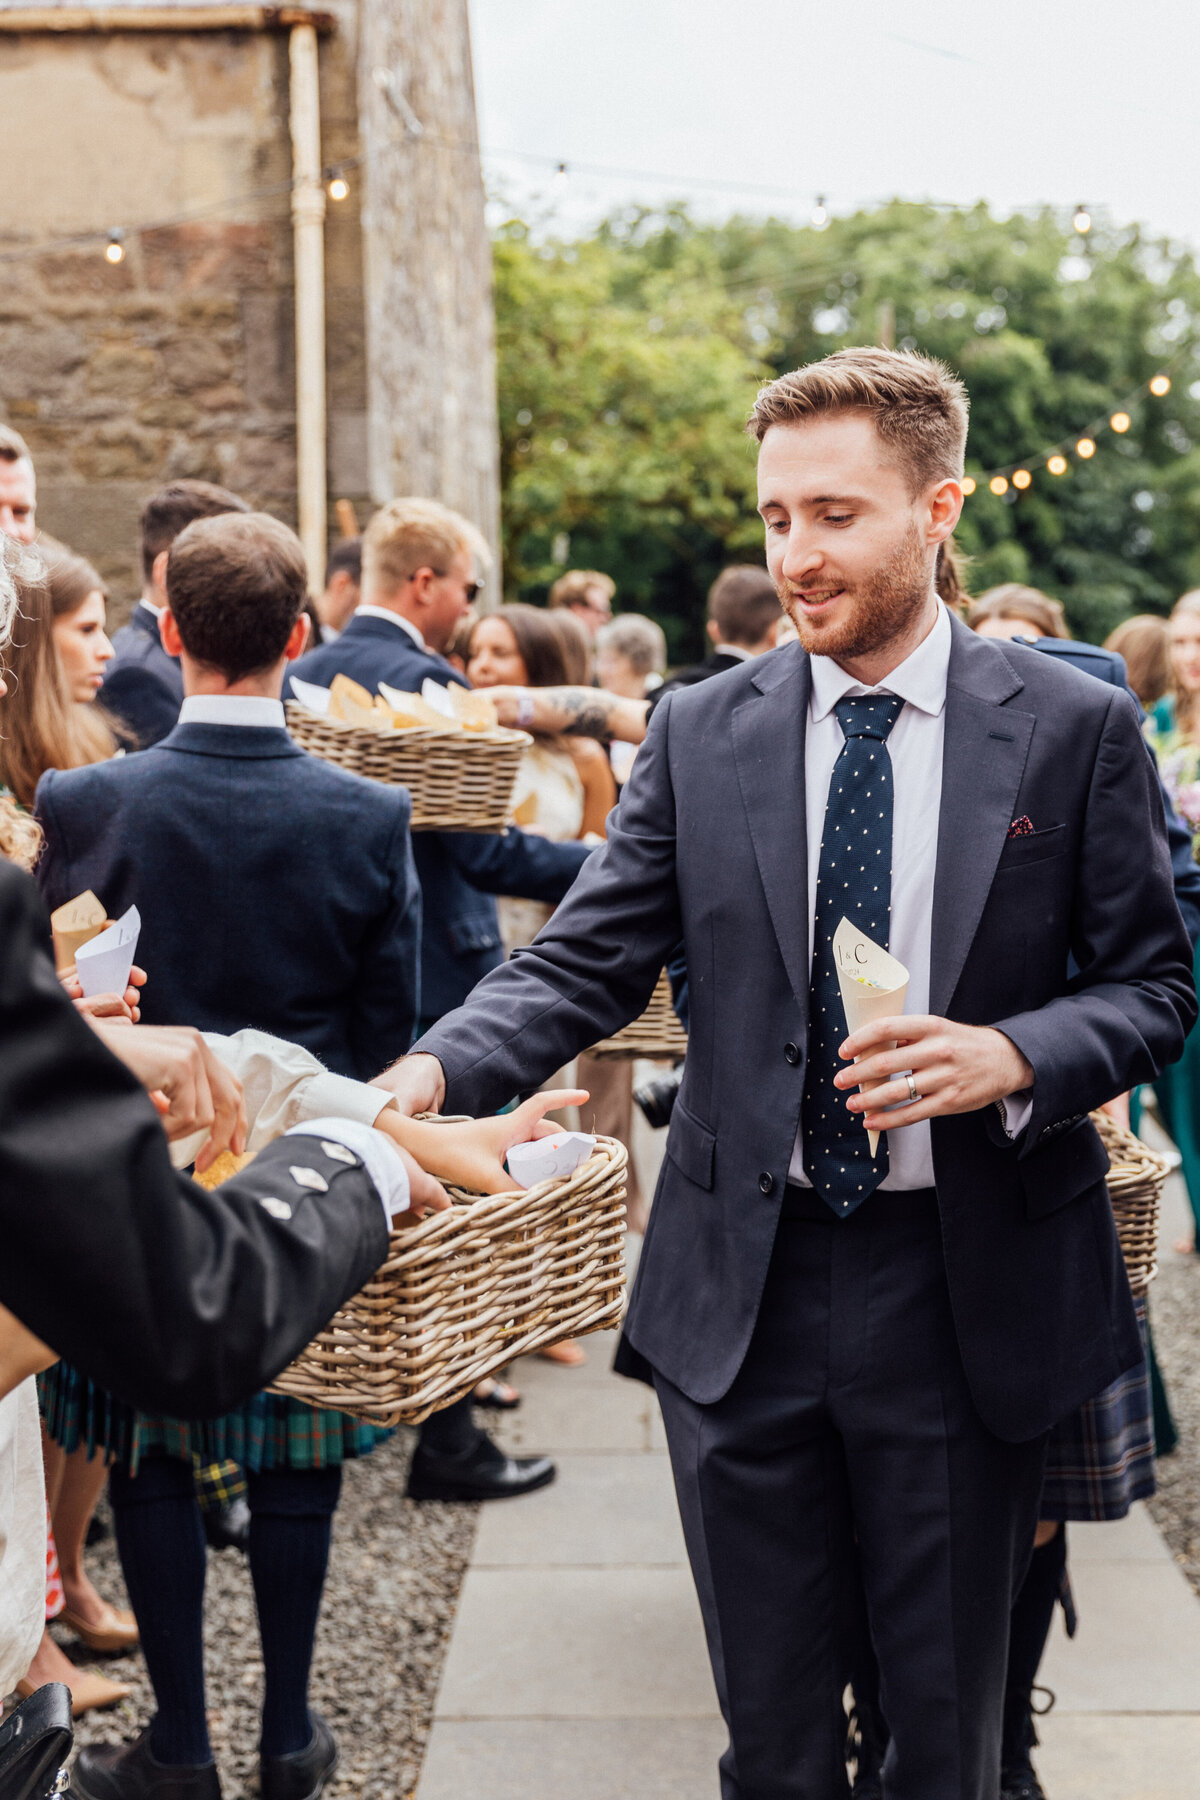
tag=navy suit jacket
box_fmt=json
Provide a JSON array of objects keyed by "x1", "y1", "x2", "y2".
[
  {"x1": 1029, "y1": 636, "x2": 1200, "y2": 946},
  {"x1": 102, "y1": 606, "x2": 184, "y2": 749},
  {"x1": 417, "y1": 619, "x2": 1196, "y2": 1441},
  {"x1": 290, "y1": 614, "x2": 593, "y2": 1019},
  {"x1": 36, "y1": 721, "x2": 420, "y2": 1080}
]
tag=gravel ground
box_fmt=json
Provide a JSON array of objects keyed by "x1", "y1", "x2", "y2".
[
  {"x1": 64, "y1": 1427, "x2": 477, "y2": 1799},
  {"x1": 1146, "y1": 1239, "x2": 1200, "y2": 1594}
]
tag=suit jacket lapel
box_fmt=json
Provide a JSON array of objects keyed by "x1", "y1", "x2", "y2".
[
  {"x1": 731, "y1": 644, "x2": 810, "y2": 1014},
  {"x1": 930, "y1": 621, "x2": 1034, "y2": 1016}
]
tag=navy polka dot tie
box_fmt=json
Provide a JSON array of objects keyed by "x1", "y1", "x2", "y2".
[{"x1": 801, "y1": 694, "x2": 904, "y2": 1216}]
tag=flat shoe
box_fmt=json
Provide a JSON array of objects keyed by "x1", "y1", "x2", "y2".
[
  {"x1": 18, "y1": 1669, "x2": 132, "y2": 1718},
  {"x1": 260, "y1": 1712, "x2": 338, "y2": 1800},
  {"x1": 473, "y1": 1377, "x2": 521, "y2": 1410},
  {"x1": 73, "y1": 1727, "x2": 221, "y2": 1799},
  {"x1": 59, "y1": 1601, "x2": 140, "y2": 1653}
]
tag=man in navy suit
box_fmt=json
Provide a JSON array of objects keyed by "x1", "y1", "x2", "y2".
[
  {"x1": 102, "y1": 480, "x2": 249, "y2": 749},
  {"x1": 291, "y1": 496, "x2": 591, "y2": 1499},
  {"x1": 378, "y1": 349, "x2": 1196, "y2": 1799}
]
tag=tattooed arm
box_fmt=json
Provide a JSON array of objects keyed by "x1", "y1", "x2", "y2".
[{"x1": 487, "y1": 685, "x2": 650, "y2": 745}]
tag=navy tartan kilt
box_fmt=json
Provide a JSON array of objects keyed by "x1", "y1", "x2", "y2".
[{"x1": 1039, "y1": 1296, "x2": 1154, "y2": 1521}]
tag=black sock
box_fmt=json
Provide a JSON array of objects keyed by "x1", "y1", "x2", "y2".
[
  {"x1": 247, "y1": 1466, "x2": 342, "y2": 1759},
  {"x1": 1003, "y1": 1525, "x2": 1067, "y2": 1768},
  {"x1": 418, "y1": 1393, "x2": 488, "y2": 1459},
  {"x1": 109, "y1": 1454, "x2": 212, "y2": 1767}
]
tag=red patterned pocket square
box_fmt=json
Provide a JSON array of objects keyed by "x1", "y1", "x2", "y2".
[{"x1": 1008, "y1": 816, "x2": 1035, "y2": 838}]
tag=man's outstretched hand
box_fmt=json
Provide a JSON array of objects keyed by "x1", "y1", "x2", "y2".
[
  {"x1": 371, "y1": 1052, "x2": 447, "y2": 1118},
  {"x1": 835, "y1": 1015, "x2": 1034, "y2": 1135},
  {"x1": 91, "y1": 1021, "x2": 248, "y2": 1172}
]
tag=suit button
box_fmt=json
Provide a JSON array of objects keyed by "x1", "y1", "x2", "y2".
[
  {"x1": 758, "y1": 1172, "x2": 775, "y2": 1195},
  {"x1": 784, "y1": 1042, "x2": 801, "y2": 1065}
]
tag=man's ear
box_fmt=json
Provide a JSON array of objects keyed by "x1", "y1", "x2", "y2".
[
  {"x1": 927, "y1": 477, "x2": 964, "y2": 545},
  {"x1": 159, "y1": 608, "x2": 184, "y2": 657},
  {"x1": 151, "y1": 547, "x2": 171, "y2": 600},
  {"x1": 284, "y1": 614, "x2": 310, "y2": 662},
  {"x1": 706, "y1": 618, "x2": 721, "y2": 647}
]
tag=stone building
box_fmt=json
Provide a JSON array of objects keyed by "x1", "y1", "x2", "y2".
[{"x1": 0, "y1": 0, "x2": 499, "y2": 619}]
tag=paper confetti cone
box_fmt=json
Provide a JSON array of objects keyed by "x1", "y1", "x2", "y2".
[{"x1": 832, "y1": 918, "x2": 910, "y2": 1155}]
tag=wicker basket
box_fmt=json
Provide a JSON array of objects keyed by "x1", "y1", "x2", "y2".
[
  {"x1": 285, "y1": 702, "x2": 530, "y2": 832},
  {"x1": 1090, "y1": 1109, "x2": 1169, "y2": 1295},
  {"x1": 268, "y1": 1133, "x2": 628, "y2": 1426},
  {"x1": 588, "y1": 970, "x2": 688, "y2": 1061}
]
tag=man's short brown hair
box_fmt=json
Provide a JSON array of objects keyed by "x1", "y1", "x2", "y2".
[
  {"x1": 139, "y1": 479, "x2": 249, "y2": 581},
  {"x1": 363, "y1": 497, "x2": 490, "y2": 597},
  {"x1": 548, "y1": 569, "x2": 615, "y2": 611},
  {"x1": 166, "y1": 513, "x2": 307, "y2": 681},
  {"x1": 708, "y1": 565, "x2": 780, "y2": 647},
  {"x1": 748, "y1": 346, "x2": 969, "y2": 494}
]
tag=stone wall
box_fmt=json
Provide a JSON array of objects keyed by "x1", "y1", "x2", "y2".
[{"x1": 0, "y1": 21, "x2": 371, "y2": 621}]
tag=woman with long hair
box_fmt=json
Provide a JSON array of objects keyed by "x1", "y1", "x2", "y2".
[
  {"x1": 0, "y1": 551, "x2": 120, "y2": 805},
  {"x1": 2, "y1": 550, "x2": 140, "y2": 1714}
]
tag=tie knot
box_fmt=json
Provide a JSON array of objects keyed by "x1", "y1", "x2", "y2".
[{"x1": 835, "y1": 694, "x2": 904, "y2": 742}]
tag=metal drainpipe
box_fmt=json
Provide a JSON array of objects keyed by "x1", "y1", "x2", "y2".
[{"x1": 288, "y1": 22, "x2": 327, "y2": 593}]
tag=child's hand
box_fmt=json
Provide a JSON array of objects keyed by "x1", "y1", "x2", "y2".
[
  {"x1": 60, "y1": 960, "x2": 146, "y2": 1021},
  {"x1": 374, "y1": 1088, "x2": 589, "y2": 1195}
]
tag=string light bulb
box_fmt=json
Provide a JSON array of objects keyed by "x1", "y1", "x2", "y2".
[
  {"x1": 327, "y1": 172, "x2": 349, "y2": 201},
  {"x1": 552, "y1": 161, "x2": 569, "y2": 189},
  {"x1": 1047, "y1": 454, "x2": 1068, "y2": 475},
  {"x1": 1076, "y1": 437, "x2": 1096, "y2": 459},
  {"x1": 811, "y1": 195, "x2": 828, "y2": 229},
  {"x1": 1012, "y1": 468, "x2": 1032, "y2": 490},
  {"x1": 1072, "y1": 205, "x2": 1092, "y2": 235},
  {"x1": 104, "y1": 229, "x2": 125, "y2": 264},
  {"x1": 961, "y1": 476, "x2": 977, "y2": 495},
  {"x1": 1150, "y1": 374, "x2": 1171, "y2": 397},
  {"x1": 989, "y1": 475, "x2": 1009, "y2": 496},
  {"x1": 1110, "y1": 411, "x2": 1131, "y2": 433}
]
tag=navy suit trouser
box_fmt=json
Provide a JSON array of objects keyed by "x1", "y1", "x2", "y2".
[{"x1": 653, "y1": 1185, "x2": 1047, "y2": 1800}]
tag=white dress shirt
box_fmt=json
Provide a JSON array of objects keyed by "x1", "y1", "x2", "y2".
[
  {"x1": 178, "y1": 694, "x2": 286, "y2": 729},
  {"x1": 354, "y1": 605, "x2": 426, "y2": 651},
  {"x1": 788, "y1": 602, "x2": 1029, "y2": 1190}
]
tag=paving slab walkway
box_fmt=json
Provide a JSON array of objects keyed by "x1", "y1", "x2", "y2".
[{"x1": 417, "y1": 1126, "x2": 1200, "y2": 1800}]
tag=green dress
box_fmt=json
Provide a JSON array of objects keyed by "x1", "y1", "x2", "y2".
[{"x1": 1144, "y1": 721, "x2": 1200, "y2": 1241}]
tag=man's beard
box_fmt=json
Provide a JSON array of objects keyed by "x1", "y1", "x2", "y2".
[{"x1": 778, "y1": 524, "x2": 931, "y2": 664}]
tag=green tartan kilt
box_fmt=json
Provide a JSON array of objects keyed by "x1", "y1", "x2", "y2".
[{"x1": 38, "y1": 1360, "x2": 390, "y2": 1476}]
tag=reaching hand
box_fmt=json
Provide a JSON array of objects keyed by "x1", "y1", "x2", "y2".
[
  {"x1": 371, "y1": 1052, "x2": 447, "y2": 1118},
  {"x1": 382, "y1": 1141, "x2": 452, "y2": 1224},
  {"x1": 374, "y1": 1088, "x2": 589, "y2": 1195},
  {"x1": 91, "y1": 1021, "x2": 247, "y2": 1172},
  {"x1": 61, "y1": 960, "x2": 146, "y2": 1023}
]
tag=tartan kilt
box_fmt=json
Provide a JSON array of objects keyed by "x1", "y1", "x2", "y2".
[
  {"x1": 38, "y1": 1361, "x2": 390, "y2": 1476},
  {"x1": 1039, "y1": 1296, "x2": 1155, "y2": 1521}
]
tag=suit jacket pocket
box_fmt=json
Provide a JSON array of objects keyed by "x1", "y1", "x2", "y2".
[
  {"x1": 666, "y1": 1098, "x2": 717, "y2": 1192},
  {"x1": 1020, "y1": 1115, "x2": 1110, "y2": 1218},
  {"x1": 447, "y1": 912, "x2": 502, "y2": 956},
  {"x1": 996, "y1": 823, "x2": 1067, "y2": 871}
]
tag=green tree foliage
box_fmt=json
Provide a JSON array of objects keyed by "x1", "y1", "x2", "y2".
[{"x1": 494, "y1": 202, "x2": 1200, "y2": 655}]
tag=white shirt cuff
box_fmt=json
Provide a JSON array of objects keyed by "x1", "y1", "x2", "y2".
[
  {"x1": 284, "y1": 1118, "x2": 410, "y2": 1224},
  {"x1": 997, "y1": 1091, "x2": 1034, "y2": 1139}
]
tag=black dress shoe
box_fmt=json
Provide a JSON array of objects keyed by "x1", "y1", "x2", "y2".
[
  {"x1": 201, "y1": 1497, "x2": 251, "y2": 1554},
  {"x1": 1000, "y1": 1772, "x2": 1047, "y2": 1800},
  {"x1": 260, "y1": 1713, "x2": 337, "y2": 1800},
  {"x1": 73, "y1": 1729, "x2": 221, "y2": 1800},
  {"x1": 406, "y1": 1436, "x2": 555, "y2": 1502}
]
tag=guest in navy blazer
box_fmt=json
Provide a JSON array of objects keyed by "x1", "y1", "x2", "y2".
[
  {"x1": 102, "y1": 480, "x2": 249, "y2": 750},
  {"x1": 39, "y1": 512, "x2": 420, "y2": 1082},
  {"x1": 290, "y1": 496, "x2": 593, "y2": 1024}
]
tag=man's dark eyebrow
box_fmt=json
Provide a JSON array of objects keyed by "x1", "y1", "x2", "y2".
[{"x1": 757, "y1": 492, "x2": 870, "y2": 513}]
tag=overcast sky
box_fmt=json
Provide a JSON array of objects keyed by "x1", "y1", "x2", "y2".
[{"x1": 470, "y1": 0, "x2": 1200, "y2": 249}]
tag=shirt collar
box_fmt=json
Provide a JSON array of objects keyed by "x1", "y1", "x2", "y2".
[
  {"x1": 178, "y1": 695, "x2": 286, "y2": 729},
  {"x1": 138, "y1": 597, "x2": 164, "y2": 621},
  {"x1": 809, "y1": 599, "x2": 951, "y2": 725},
  {"x1": 355, "y1": 605, "x2": 425, "y2": 650}
]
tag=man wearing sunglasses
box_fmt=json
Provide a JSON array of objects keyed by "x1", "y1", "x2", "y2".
[{"x1": 289, "y1": 497, "x2": 594, "y2": 1504}]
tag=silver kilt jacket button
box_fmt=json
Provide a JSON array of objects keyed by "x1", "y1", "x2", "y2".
[
  {"x1": 289, "y1": 1165, "x2": 330, "y2": 1193},
  {"x1": 259, "y1": 1197, "x2": 294, "y2": 1220},
  {"x1": 320, "y1": 1141, "x2": 359, "y2": 1165}
]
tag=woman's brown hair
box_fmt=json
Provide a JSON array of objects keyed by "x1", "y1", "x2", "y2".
[
  {"x1": 1105, "y1": 614, "x2": 1172, "y2": 710},
  {"x1": 967, "y1": 584, "x2": 1070, "y2": 641},
  {"x1": 0, "y1": 552, "x2": 120, "y2": 807},
  {"x1": 467, "y1": 604, "x2": 575, "y2": 689}
]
